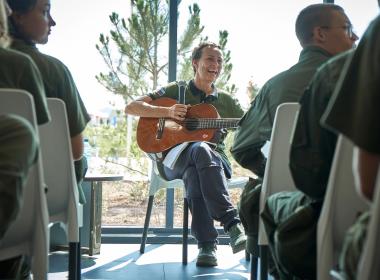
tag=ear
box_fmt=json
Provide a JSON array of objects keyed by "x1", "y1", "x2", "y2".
[
  {"x1": 192, "y1": 59, "x2": 198, "y2": 72},
  {"x1": 312, "y1": 26, "x2": 327, "y2": 43},
  {"x1": 10, "y1": 11, "x2": 25, "y2": 25}
]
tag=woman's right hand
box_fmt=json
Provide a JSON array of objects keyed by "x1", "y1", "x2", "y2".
[{"x1": 168, "y1": 104, "x2": 190, "y2": 121}]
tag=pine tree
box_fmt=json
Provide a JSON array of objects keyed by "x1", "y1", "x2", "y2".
[{"x1": 96, "y1": 0, "x2": 237, "y2": 102}]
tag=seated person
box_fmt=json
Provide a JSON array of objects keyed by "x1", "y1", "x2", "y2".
[
  {"x1": 0, "y1": 115, "x2": 39, "y2": 280},
  {"x1": 0, "y1": 0, "x2": 49, "y2": 125},
  {"x1": 234, "y1": 3, "x2": 356, "y2": 264},
  {"x1": 261, "y1": 14, "x2": 357, "y2": 277},
  {"x1": 125, "y1": 42, "x2": 246, "y2": 267},
  {"x1": 0, "y1": 1, "x2": 48, "y2": 278},
  {"x1": 322, "y1": 7, "x2": 380, "y2": 279},
  {"x1": 261, "y1": 49, "x2": 355, "y2": 280},
  {"x1": 231, "y1": 3, "x2": 355, "y2": 179},
  {"x1": 7, "y1": 0, "x2": 91, "y2": 202}
]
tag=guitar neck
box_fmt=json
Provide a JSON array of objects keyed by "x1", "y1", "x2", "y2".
[{"x1": 183, "y1": 118, "x2": 240, "y2": 130}]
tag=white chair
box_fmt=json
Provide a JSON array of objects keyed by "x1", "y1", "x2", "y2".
[
  {"x1": 257, "y1": 102, "x2": 300, "y2": 280},
  {"x1": 0, "y1": 89, "x2": 49, "y2": 279},
  {"x1": 355, "y1": 166, "x2": 380, "y2": 280},
  {"x1": 317, "y1": 135, "x2": 369, "y2": 280},
  {"x1": 140, "y1": 159, "x2": 248, "y2": 264},
  {"x1": 38, "y1": 98, "x2": 81, "y2": 280}
]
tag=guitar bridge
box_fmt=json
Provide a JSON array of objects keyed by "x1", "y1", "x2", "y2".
[{"x1": 156, "y1": 118, "x2": 165, "y2": 139}]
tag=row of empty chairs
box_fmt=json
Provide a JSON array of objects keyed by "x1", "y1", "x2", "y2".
[{"x1": 0, "y1": 89, "x2": 81, "y2": 279}]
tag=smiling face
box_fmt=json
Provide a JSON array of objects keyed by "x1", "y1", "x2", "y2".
[
  {"x1": 192, "y1": 46, "x2": 223, "y2": 84},
  {"x1": 11, "y1": 0, "x2": 55, "y2": 44}
]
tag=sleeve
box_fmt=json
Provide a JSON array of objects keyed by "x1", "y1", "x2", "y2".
[
  {"x1": 20, "y1": 58, "x2": 50, "y2": 125},
  {"x1": 231, "y1": 82, "x2": 272, "y2": 154},
  {"x1": 60, "y1": 64, "x2": 91, "y2": 137},
  {"x1": 322, "y1": 16, "x2": 380, "y2": 154},
  {"x1": 147, "y1": 82, "x2": 178, "y2": 100}
]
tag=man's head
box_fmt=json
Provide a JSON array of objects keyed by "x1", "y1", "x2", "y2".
[
  {"x1": 191, "y1": 42, "x2": 223, "y2": 83},
  {"x1": 296, "y1": 4, "x2": 358, "y2": 55}
]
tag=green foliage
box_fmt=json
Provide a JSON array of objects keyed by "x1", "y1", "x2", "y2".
[
  {"x1": 95, "y1": 0, "x2": 239, "y2": 163},
  {"x1": 96, "y1": 0, "x2": 238, "y2": 101},
  {"x1": 85, "y1": 115, "x2": 143, "y2": 160}
]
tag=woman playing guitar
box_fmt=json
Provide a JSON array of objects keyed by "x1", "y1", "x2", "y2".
[{"x1": 125, "y1": 42, "x2": 246, "y2": 267}]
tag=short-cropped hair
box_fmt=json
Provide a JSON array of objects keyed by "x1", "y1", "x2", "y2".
[{"x1": 295, "y1": 4, "x2": 345, "y2": 46}]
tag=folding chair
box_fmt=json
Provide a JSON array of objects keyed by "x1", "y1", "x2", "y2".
[
  {"x1": 0, "y1": 88, "x2": 49, "y2": 279},
  {"x1": 38, "y1": 98, "x2": 81, "y2": 280},
  {"x1": 257, "y1": 102, "x2": 300, "y2": 280},
  {"x1": 357, "y1": 166, "x2": 380, "y2": 280},
  {"x1": 317, "y1": 135, "x2": 369, "y2": 280},
  {"x1": 140, "y1": 160, "x2": 248, "y2": 264}
]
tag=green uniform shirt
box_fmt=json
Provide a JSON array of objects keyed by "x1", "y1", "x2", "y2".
[
  {"x1": 0, "y1": 47, "x2": 50, "y2": 125},
  {"x1": 232, "y1": 46, "x2": 333, "y2": 155},
  {"x1": 290, "y1": 50, "x2": 354, "y2": 200},
  {"x1": 322, "y1": 15, "x2": 380, "y2": 154},
  {"x1": 11, "y1": 39, "x2": 91, "y2": 136},
  {"x1": 148, "y1": 80, "x2": 244, "y2": 169}
]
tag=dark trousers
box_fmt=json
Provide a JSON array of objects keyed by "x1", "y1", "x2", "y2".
[{"x1": 163, "y1": 142, "x2": 240, "y2": 247}]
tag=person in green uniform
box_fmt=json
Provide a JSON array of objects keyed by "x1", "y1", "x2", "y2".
[
  {"x1": 321, "y1": 7, "x2": 380, "y2": 279},
  {"x1": 261, "y1": 49, "x2": 355, "y2": 280},
  {"x1": 0, "y1": 1, "x2": 46, "y2": 278},
  {"x1": 231, "y1": 4, "x2": 355, "y2": 179},
  {"x1": 7, "y1": 0, "x2": 91, "y2": 203},
  {"x1": 125, "y1": 42, "x2": 246, "y2": 267},
  {"x1": 0, "y1": 0, "x2": 49, "y2": 125},
  {"x1": 234, "y1": 4, "x2": 357, "y2": 269}
]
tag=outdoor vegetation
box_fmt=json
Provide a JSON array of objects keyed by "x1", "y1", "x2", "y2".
[{"x1": 84, "y1": 0, "x2": 255, "y2": 227}]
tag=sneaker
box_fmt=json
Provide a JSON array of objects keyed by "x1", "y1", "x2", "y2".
[
  {"x1": 196, "y1": 245, "x2": 218, "y2": 267},
  {"x1": 228, "y1": 223, "x2": 247, "y2": 254}
]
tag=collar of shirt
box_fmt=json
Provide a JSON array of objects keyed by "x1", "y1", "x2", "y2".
[
  {"x1": 189, "y1": 79, "x2": 218, "y2": 103},
  {"x1": 299, "y1": 46, "x2": 332, "y2": 61}
]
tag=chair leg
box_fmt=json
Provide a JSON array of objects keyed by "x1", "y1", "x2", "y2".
[
  {"x1": 250, "y1": 254, "x2": 258, "y2": 280},
  {"x1": 140, "y1": 195, "x2": 154, "y2": 254},
  {"x1": 245, "y1": 250, "x2": 250, "y2": 261},
  {"x1": 260, "y1": 245, "x2": 268, "y2": 280},
  {"x1": 69, "y1": 241, "x2": 80, "y2": 280},
  {"x1": 182, "y1": 198, "x2": 189, "y2": 265}
]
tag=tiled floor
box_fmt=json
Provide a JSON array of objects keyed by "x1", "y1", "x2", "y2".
[{"x1": 49, "y1": 244, "x2": 251, "y2": 280}]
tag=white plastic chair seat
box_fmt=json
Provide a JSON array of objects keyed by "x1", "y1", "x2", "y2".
[
  {"x1": 0, "y1": 89, "x2": 49, "y2": 279},
  {"x1": 317, "y1": 135, "x2": 369, "y2": 280},
  {"x1": 357, "y1": 167, "x2": 380, "y2": 280},
  {"x1": 258, "y1": 102, "x2": 300, "y2": 246},
  {"x1": 38, "y1": 98, "x2": 81, "y2": 279}
]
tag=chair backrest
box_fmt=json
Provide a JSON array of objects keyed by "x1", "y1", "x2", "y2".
[
  {"x1": 38, "y1": 98, "x2": 80, "y2": 242},
  {"x1": 258, "y1": 102, "x2": 300, "y2": 245},
  {"x1": 0, "y1": 88, "x2": 49, "y2": 279},
  {"x1": 317, "y1": 135, "x2": 369, "y2": 280},
  {"x1": 357, "y1": 166, "x2": 380, "y2": 280}
]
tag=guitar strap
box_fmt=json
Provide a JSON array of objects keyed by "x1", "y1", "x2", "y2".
[{"x1": 177, "y1": 80, "x2": 187, "y2": 104}]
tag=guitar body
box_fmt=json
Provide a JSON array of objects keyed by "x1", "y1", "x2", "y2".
[{"x1": 137, "y1": 97, "x2": 218, "y2": 153}]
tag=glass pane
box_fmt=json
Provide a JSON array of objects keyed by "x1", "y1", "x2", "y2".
[
  {"x1": 179, "y1": 0, "x2": 321, "y2": 106},
  {"x1": 335, "y1": 0, "x2": 379, "y2": 38}
]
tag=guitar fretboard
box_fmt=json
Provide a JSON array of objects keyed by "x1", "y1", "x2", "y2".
[{"x1": 183, "y1": 118, "x2": 240, "y2": 130}]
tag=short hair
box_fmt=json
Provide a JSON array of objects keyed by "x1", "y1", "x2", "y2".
[
  {"x1": 6, "y1": 0, "x2": 38, "y2": 13},
  {"x1": 295, "y1": 4, "x2": 345, "y2": 46},
  {"x1": 0, "y1": 1, "x2": 10, "y2": 47},
  {"x1": 191, "y1": 42, "x2": 222, "y2": 73}
]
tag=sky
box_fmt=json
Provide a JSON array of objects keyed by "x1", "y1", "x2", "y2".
[{"x1": 40, "y1": 0, "x2": 379, "y2": 113}]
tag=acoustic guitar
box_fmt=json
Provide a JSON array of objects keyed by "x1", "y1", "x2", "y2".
[{"x1": 136, "y1": 97, "x2": 241, "y2": 153}]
